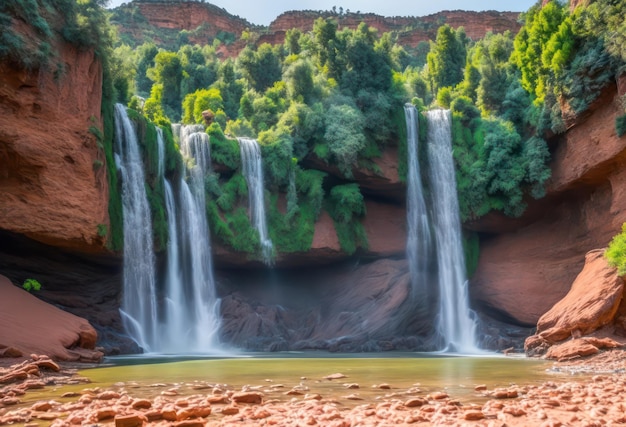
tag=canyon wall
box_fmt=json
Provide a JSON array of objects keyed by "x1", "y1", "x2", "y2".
[
  {"x1": 113, "y1": 1, "x2": 521, "y2": 55},
  {"x1": 471, "y1": 82, "x2": 626, "y2": 326},
  {"x1": 0, "y1": 38, "x2": 109, "y2": 254}
]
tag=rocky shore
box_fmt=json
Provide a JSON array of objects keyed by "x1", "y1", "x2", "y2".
[{"x1": 1, "y1": 351, "x2": 625, "y2": 426}]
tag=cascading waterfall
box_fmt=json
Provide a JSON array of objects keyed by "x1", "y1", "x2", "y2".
[
  {"x1": 404, "y1": 104, "x2": 432, "y2": 300},
  {"x1": 114, "y1": 104, "x2": 158, "y2": 351},
  {"x1": 114, "y1": 105, "x2": 222, "y2": 353},
  {"x1": 238, "y1": 137, "x2": 273, "y2": 265},
  {"x1": 164, "y1": 128, "x2": 221, "y2": 352},
  {"x1": 425, "y1": 109, "x2": 479, "y2": 353}
]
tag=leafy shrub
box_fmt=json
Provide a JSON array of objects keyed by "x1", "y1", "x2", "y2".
[
  {"x1": 326, "y1": 184, "x2": 368, "y2": 254},
  {"x1": 324, "y1": 104, "x2": 366, "y2": 178},
  {"x1": 606, "y1": 223, "x2": 626, "y2": 275},
  {"x1": 208, "y1": 122, "x2": 240, "y2": 169},
  {"x1": 22, "y1": 278, "x2": 42, "y2": 292}
]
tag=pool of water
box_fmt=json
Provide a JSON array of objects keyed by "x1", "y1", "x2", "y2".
[{"x1": 21, "y1": 353, "x2": 552, "y2": 406}]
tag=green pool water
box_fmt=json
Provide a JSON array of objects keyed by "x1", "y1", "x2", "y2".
[{"x1": 28, "y1": 353, "x2": 554, "y2": 405}]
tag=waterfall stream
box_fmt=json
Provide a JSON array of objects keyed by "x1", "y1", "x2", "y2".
[
  {"x1": 238, "y1": 137, "x2": 273, "y2": 265},
  {"x1": 404, "y1": 104, "x2": 432, "y2": 301},
  {"x1": 114, "y1": 104, "x2": 158, "y2": 351},
  {"x1": 114, "y1": 105, "x2": 221, "y2": 353},
  {"x1": 404, "y1": 106, "x2": 480, "y2": 353},
  {"x1": 426, "y1": 109, "x2": 479, "y2": 353}
]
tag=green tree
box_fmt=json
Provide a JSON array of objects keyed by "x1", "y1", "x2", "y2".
[
  {"x1": 237, "y1": 43, "x2": 282, "y2": 93},
  {"x1": 135, "y1": 43, "x2": 158, "y2": 97},
  {"x1": 427, "y1": 25, "x2": 467, "y2": 94},
  {"x1": 324, "y1": 104, "x2": 366, "y2": 177},
  {"x1": 147, "y1": 51, "x2": 183, "y2": 120},
  {"x1": 284, "y1": 58, "x2": 315, "y2": 103}
]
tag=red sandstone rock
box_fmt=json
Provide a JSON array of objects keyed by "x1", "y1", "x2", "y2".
[
  {"x1": 231, "y1": 391, "x2": 263, "y2": 404},
  {"x1": 114, "y1": 413, "x2": 144, "y2": 427},
  {"x1": 0, "y1": 35, "x2": 108, "y2": 254},
  {"x1": 535, "y1": 250, "x2": 623, "y2": 343},
  {"x1": 0, "y1": 276, "x2": 102, "y2": 362},
  {"x1": 543, "y1": 336, "x2": 622, "y2": 361}
]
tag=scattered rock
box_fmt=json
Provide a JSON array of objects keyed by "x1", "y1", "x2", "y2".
[
  {"x1": 324, "y1": 373, "x2": 347, "y2": 380},
  {"x1": 231, "y1": 391, "x2": 263, "y2": 404},
  {"x1": 114, "y1": 413, "x2": 144, "y2": 427}
]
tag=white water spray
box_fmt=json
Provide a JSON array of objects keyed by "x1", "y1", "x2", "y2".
[{"x1": 238, "y1": 137, "x2": 273, "y2": 265}]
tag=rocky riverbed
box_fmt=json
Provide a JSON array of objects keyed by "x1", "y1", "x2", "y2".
[{"x1": 1, "y1": 351, "x2": 626, "y2": 426}]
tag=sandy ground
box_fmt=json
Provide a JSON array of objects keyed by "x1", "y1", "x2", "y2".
[{"x1": 1, "y1": 350, "x2": 626, "y2": 426}]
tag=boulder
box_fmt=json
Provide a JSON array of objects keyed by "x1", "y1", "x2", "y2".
[
  {"x1": 0, "y1": 275, "x2": 102, "y2": 361},
  {"x1": 544, "y1": 337, "x2": 622, "y2": 361},
  {"x1": 536, "y1": 250, "x2": 623, "y2": 343}
]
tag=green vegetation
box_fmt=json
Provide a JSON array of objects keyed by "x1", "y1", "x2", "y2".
[
  {"x1": 22, "y1": 278, "x2": 42, "y2": 292},
  {"x1": 7, "y1": 0, "x2": 620, "y2": 261},
  {"x1": 326, "y1": 184, "x2": 368, "y2": 255},
  {"x1": 606, "y1": 223, "x2": 626, "y2": 275}
]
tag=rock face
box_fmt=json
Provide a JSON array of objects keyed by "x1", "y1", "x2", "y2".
[
  {"x1": 0, "y1": 275, "x2": 102, "y2": 361},
  {"x1": 472, "y1": 83, "x2": 626, "y2": 326},
  {"x1": 218, "y1": 258, "x2": 438, "y2": 351},
  {"x1": 535, "y1": 250, "x2": 623, "y2": 343},
  {"x1": 269, "y1": 10, "x2": 520, "y2": 48},
  {"x1": 524, "y1": 249, "x2": 624, "y2": 359},
  {"x1": 113, "y1": 2, "x2": 521, "y2": 55},
  {"x1": 0, "y1": 40, "x2": 108, "y2": 254}
]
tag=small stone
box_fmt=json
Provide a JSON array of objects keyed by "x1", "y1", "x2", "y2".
[
  {"x1": 405, "y1": 397, "x2": 427, "y2": 408},
  {"x1": 377, "y1": 383, "x2": 391, "y2": 390},
  {"x1": 98, "y1": 391, "x2": 121, "y2": 400},
  {"x1": 430, "y1": 391, "x2": 448, "y2": 400},
  {"x1": 464, "y1": 410, "x2": 485, "y2": 420},
  {"x1": 114, "y1": 414, "x2": 144, "y2": 427},
  {"x1": 232, "y1": 391, "x2": 263, "y2": 404},
  {"x1": 62, "y1": 392, "x2": 81, "y2": 398},
  {"x1": 220, "y1": 405, "x2": 239, "y2": 415},
  {"x1": 132, "y1": 399, "x2": 152, "y2": 409},
  {"x1": 324, "y1": 373, "x2": 347, "y2": 380},
  {"x1": 97, "y1": 408, "x2": 117, "y2": 420},
  {"x1": 32, "y1": 401, "x2": 52, "y2": 411},
  {"x1": 344, "y1": 383, "x2": 360, "y2": 389},
  {"x1": 206, "y1": 395, "x2": 229, "y2": 404},
  {"x1": 474, "y1": 384, "x2": 487, "y2": 391},
  {"x1": 344, "y1": 394, "x2": 363, "y2": 400}
]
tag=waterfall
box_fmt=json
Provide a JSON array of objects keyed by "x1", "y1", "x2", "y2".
[
  {"x1": 426, "y1": 109, "x2": 479, "y2": 353},
  {"x1": 114, "y1": 107, "x2": 222, "y2": 353},
  {"x1": 404, "y1": 104, "x2": 432, "y2": 301},
  {"x1": 238, "y1": 137, "x2": 273, "y2": 264},
  {"x1": 156, "y1": 127, "x2": 165, "y2": 180},
  {"x1": 114, "y1": 104, "x2": 158, "y2": 352},
  {"x1": 161, "y1": 127, "x2": 221, "y2": 352}
]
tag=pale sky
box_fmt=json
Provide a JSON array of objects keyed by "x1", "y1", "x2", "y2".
[{"x1": 106, "y1": 0, "x2": 538, "y2": 26}]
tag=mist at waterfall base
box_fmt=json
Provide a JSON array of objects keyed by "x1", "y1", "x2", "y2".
[
  {"x1": 115, "y1": 106, "x2": 222, "y2": 355},
  {"x1": 404, "y1": 105, "x2": 481, "y2": 354}
]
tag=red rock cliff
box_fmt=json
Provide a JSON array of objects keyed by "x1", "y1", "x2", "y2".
[
  {"x1": 113, "y1": 2, "x2": 521, "y2": 54},
  {"x1": 270, "y1": 10, "x2": 521, "y2": 47},
  {"x1": 0, "y1": 34, "x2": 109, "y2": 253},
  {"x1": 471, "y1": 81, "x2": 626, "y2": 326}
]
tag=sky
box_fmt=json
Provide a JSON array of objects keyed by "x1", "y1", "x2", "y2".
[{"x1": 106, "y1": 0, "x2": 538, "y2": 26}]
